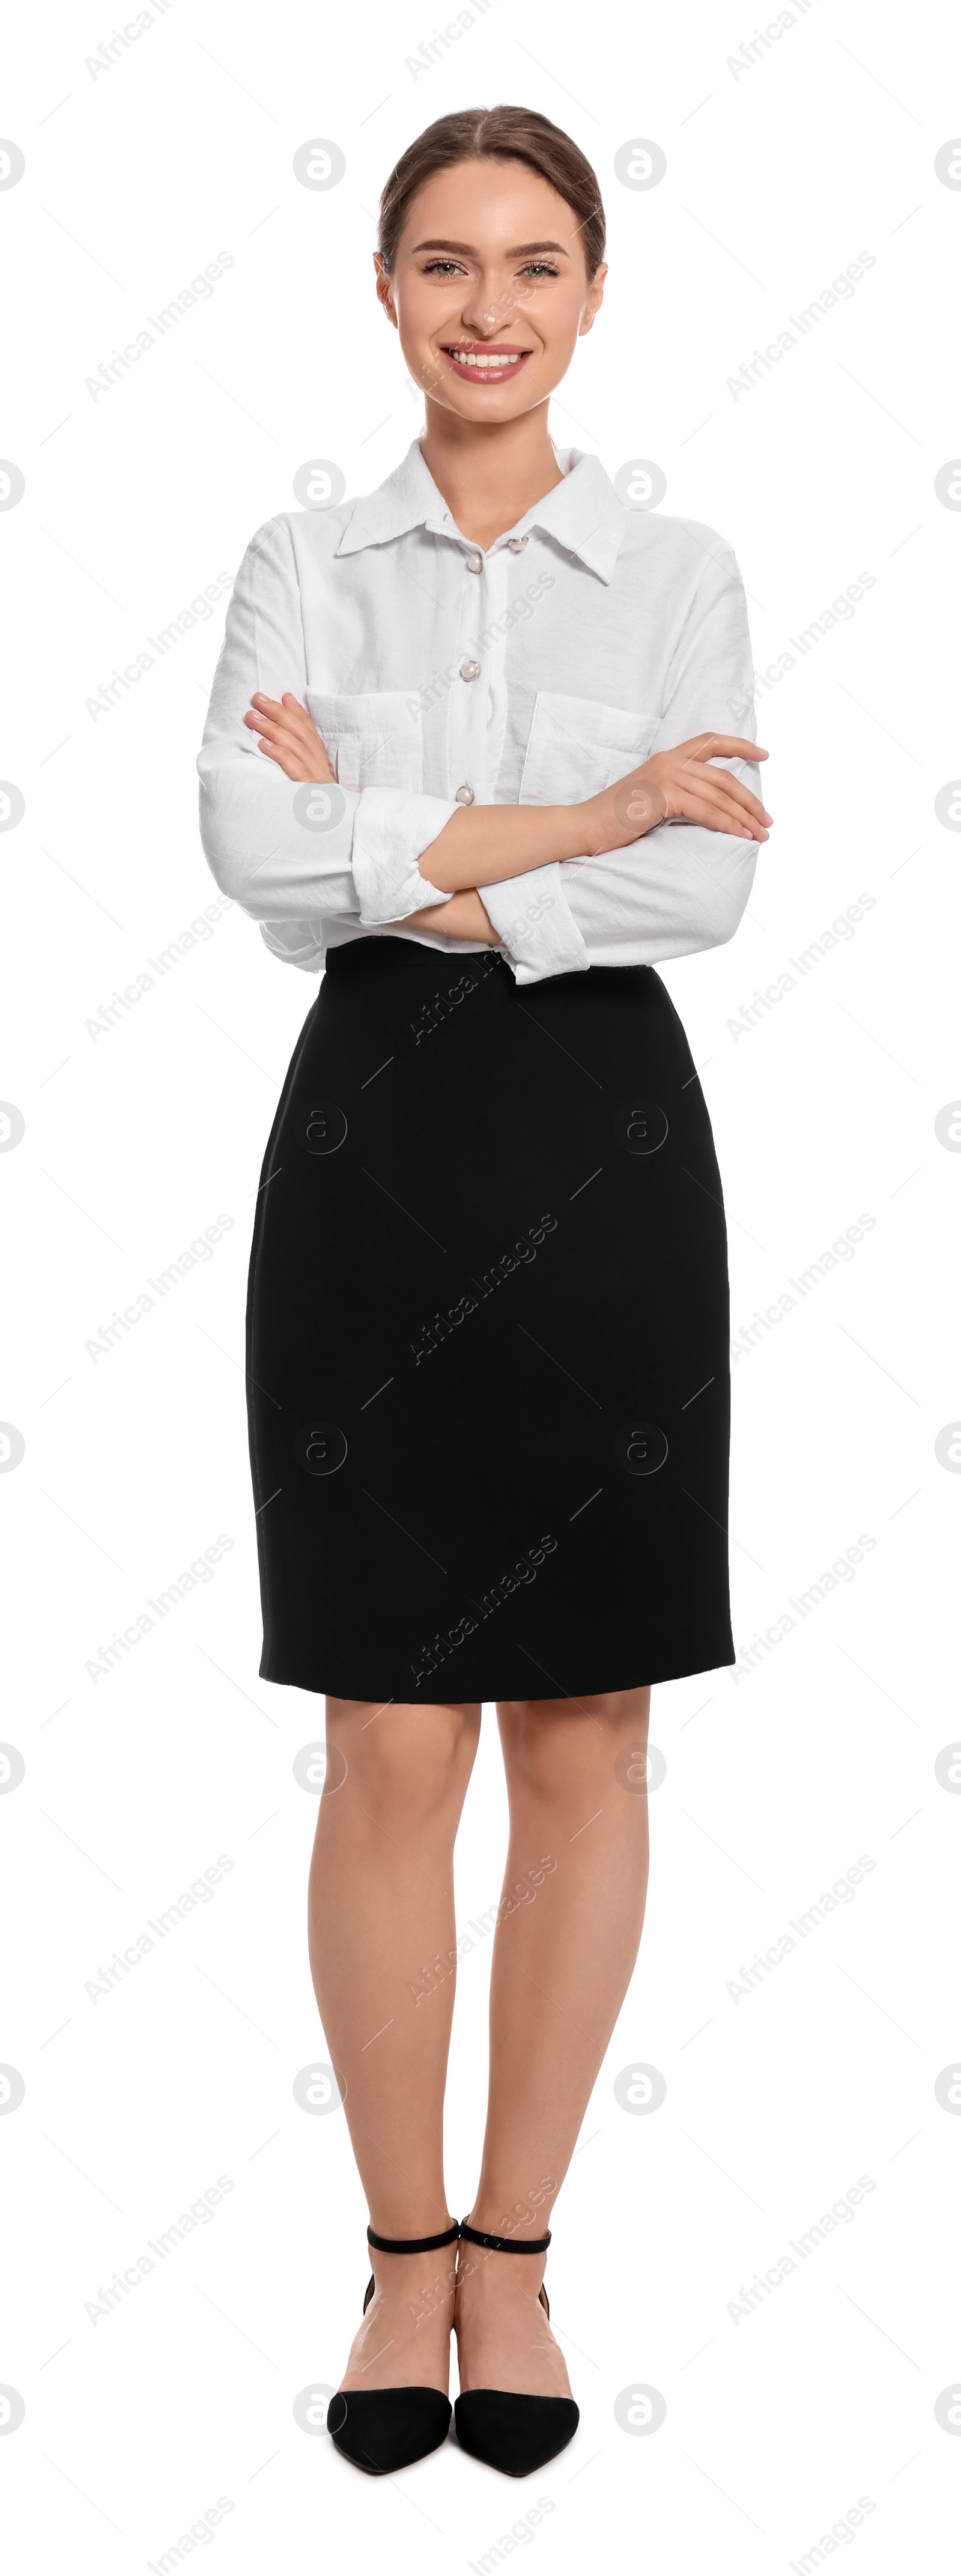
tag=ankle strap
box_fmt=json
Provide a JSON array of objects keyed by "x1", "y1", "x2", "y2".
[
  {"x1": 366, "y1": 2219, "x2": 460, "y2": 2255},
  {"x1": 459, "y1": 2217, "x2": 551, "y2": 2254}
]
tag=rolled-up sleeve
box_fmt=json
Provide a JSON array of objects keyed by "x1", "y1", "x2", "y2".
[
  {"x1": 558, "y1": 542, "x2": 761, "y2": 968},
  {"x1": 197, "y1": 518, "x2": 459, "y2": 958},
  {"x1": 479, "y1": 863, "x2": 589, "y2": 981}
]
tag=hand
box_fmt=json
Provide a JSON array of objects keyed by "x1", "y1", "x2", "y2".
[
  {"x1": 244, "y1": 691, "x2": 335, "y2": 783},
  {"x1": 581, "y1": 733, "x2": 772, "y2": 857},
  {"x1": 402, "y1": 888, "x2": 503, "y2": 945}
]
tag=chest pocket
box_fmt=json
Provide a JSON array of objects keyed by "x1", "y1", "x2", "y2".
[
  {"x1": 518, "y1": 691, "x2": 659, "y2": 806},
  {"x1": 305, "y1": 688, "x2": 423, "y2": 793}
]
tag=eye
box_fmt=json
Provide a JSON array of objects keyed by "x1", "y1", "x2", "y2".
[
  {"x1": 422, "y1": 259, "x2": 466, "y2": 276},
  {"x1": 519, "y1": 262, "x2": 559, "y2": 279}
]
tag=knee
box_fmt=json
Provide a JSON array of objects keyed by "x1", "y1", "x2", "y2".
[
  {"x1": 329, "y1": 1699, "x2": 479, "y2": 1829},
  {"x1": 499, "y1": 1690, "x2": 649, "y2": 1797}
]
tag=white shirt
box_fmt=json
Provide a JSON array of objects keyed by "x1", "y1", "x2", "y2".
[{"x1": 198, "y1": 439, "x2": 760, "y2": 988}]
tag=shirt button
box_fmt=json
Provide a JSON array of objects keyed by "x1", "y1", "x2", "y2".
[
  {"x1": 506, "y1": 535, "x2": 528, "y2": 553},
  {"x1": 465, "y1": 551, "x2": 483, "y2": 574},
  {"x1": 455, "y1": 783, "x2": 475, "y2": 805},
  {"x1": 459, "y1": 659, "x2": 480, "y2": 682}
]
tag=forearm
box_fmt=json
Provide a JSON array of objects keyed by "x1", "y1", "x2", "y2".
[
  {"x1": 424, "y1": 799, "x2": 592, "y2": 892},
  {"x1": 402, "y1": 886, "x2": 502, "y2": 944}
]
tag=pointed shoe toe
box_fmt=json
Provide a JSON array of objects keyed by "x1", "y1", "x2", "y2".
[
  {"x1": 454, "y1": 2389, "x2": 580, "y2": 2476},
  {"x1": 327, "y1": 2386, "x2": 452, "y2": 2475}
]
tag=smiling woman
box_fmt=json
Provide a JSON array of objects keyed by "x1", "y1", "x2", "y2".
[
  {"x1": 372, "y1": 107, "x2": 607, "y2": 538},
  {"x1": 198, "y1": 99, "x2": 771, "y2": 2493}
]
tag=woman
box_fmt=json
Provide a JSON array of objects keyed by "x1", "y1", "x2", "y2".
[{"x1": 198, "y1": 105, "x2": 771, "y2": 2482}]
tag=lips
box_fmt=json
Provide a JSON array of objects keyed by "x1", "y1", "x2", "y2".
[{"x1": 440, "y1": 344, "x2": 532, "y2": 384}]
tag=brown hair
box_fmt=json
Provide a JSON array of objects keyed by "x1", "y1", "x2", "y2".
[{"x1": 378, "y1": 105, "x2": 605, "y2": 278}]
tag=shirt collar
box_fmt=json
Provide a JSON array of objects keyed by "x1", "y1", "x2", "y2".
[{"x1": 335, "y1": 437, "x2": 626, "y2": 584}]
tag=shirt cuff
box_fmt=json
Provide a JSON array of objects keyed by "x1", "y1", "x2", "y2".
[
  {"x1": 351, "y1": 789, "x2": 460, "y2": 924},
  {"x1": 480, "y1": 862, "x2": 590, "y2": 984},
  {"x1": 259, "y1": 918, "x2": 326, "y2": 972}
]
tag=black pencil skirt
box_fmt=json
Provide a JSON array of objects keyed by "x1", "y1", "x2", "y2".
[{"x1": 245, "y1": 934, "x2": 735, "y2": 1703}]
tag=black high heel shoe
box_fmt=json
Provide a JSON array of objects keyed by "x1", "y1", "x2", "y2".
[
  {"x1": 326, "y1": 2220, "x2": 460, "y2": 2474},
  {"x1": 453, "y1": 2219, "x2": 580, "y2": 2477}
]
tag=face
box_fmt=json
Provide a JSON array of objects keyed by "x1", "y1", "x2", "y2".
[{"x1": 375, "y1": 157, "x2": 605, "y2": 417}]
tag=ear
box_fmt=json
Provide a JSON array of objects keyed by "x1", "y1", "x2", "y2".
[
  {"x1": 578, "y1": 262, "x2": 608, "y2": 337},
  {"x1": 374, "y1": 252, "x2": 398, "y2": 329}
]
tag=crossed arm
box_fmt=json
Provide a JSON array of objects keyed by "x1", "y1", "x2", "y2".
[{"x1": 243, "y1": 690, "x2": 771, "y2": 947}]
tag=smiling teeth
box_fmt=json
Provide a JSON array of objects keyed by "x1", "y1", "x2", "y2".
[{"x1": 449, "y1": 351, "x2": 524, "y2": 368}]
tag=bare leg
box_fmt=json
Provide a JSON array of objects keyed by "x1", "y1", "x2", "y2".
[
  {"x1": 455, "y1": 1688, "x2": 651, "y2": 2397},
  {"x1": 308, "y1": 1696, "x2": 481, "y2": 2394}
]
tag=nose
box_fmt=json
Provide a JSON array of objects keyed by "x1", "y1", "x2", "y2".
[{"x1": 457, "y1": 271, "x2": 510, "y2": 338}]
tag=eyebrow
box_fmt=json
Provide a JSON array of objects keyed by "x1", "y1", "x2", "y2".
[{"x1": 410, "y1": 238, "x2": 572, "y2": 259}]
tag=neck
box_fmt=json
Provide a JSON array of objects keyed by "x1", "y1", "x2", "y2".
[{"x1": 419, "y1": 396, "x2": 565, "y2": 548}]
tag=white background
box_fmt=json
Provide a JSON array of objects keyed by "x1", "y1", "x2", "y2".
[{"x1": 2, "y1": 0, "x2": 957, "y2": 2566}]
